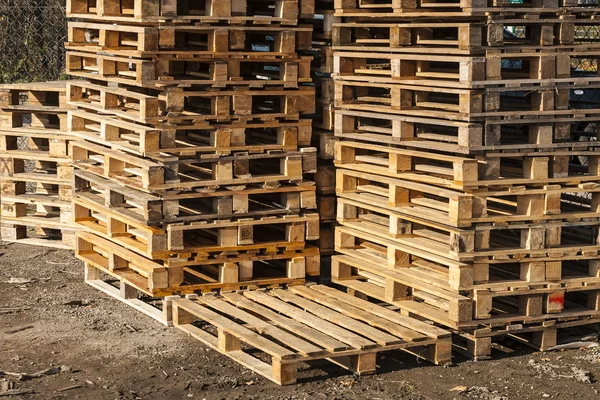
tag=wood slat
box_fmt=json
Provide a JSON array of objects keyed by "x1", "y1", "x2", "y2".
[
  {"x1": 272, "y1": 288, "x2": 403, "y2": 346},
  {"x1": 243, "y1": 290, "x2": 378, "y2": 349}
]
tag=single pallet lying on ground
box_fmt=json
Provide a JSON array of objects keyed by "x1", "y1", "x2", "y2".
[{"x1": 171, "y1": 284, "x2": 452, "y2": 384}]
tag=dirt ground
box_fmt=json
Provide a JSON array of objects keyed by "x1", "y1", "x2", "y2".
[{"x1": 1, "y1": 241, "x2": 600, "y2": 400}]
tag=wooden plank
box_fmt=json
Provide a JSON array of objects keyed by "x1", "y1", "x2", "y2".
[
  {"x1": 243, "y1": 290, "x2": 378, "y2": 349},
  {"x1": 272, "y1": 288, "x2": 403, "y2": 346}
]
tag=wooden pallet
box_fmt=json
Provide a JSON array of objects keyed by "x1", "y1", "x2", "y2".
[
  {"x1": 0, "y1": 154, "x2": 71, "y2": 185},
  {"x1": 337, "y1": 195, "x2": 600, "y2": 261},
  {"x1": 1, "y1": 191, "x2": 73, "y2": 219},
  {"x1": 1, "y1": 109, "x2": 68, "y2": 131},
  {"x1": 334, "y1": 140, "x2": 478, "y2": 189},
  {"x1": 333, "y1": 109, "x2": 600, "y2": 154},
  {"x1": 339, "y1": 78, "x2": 600, "y2": 116},
  {"x1": 0, "y1": 81, "x2": 68, "y2": 108},
  {"x1": 73, "y1": 192, "x2": 319, "y2": 258},
  {"x1": 67, "y1": 97, "x2": 314, "y2": 155},
  {"x1": 73, "y1": 168, "x2": 317, "y2": 224},
  {"x1": 336, "y1": 201, "x2": 600, "y2": 267},
  {"x1": 0, "y1": 82, "x2": 71, "y2": 130},
  {"x1": 334, "y1": 79, "x2": 596, "y2": 122},
  {"x1": 65, "y1": 24, "x2": 312, "y2": 60},
  {"x1": 332, "y1": 254, "x2": 600, "y2": 329},
  {"x1": 64, "y1": 49, "x2": 312, "y2": 89},
  {"x1": 0, "y1": 155, "x2": 71, "y2": 188},
  {"x1": 337, "y1": 167, "x2": 471, "y2": 227},
  {"x1": 1, "y1": 216, "x2": 78, "y2": 250},
  {"x1": 334, "y1": 0, "x2": 592, "y2": 16},
  {"x1": 68, "y1": 109, "x2": 313, "y2": 157},
  {"x1": 163, "y1": 243, "x2": 321, "y2": 277},
  {"x1": 465, "y1": 257, "x2": 600, "y2": 293},
  {"x1": 66, "y1": 80, "x2": 315, "y2": 124},
  {"x1": 335, "y1": 205, "x2": 600, "y2": 289},
  {"x1": 334, "y1": 79, "x2": 481, "y2": 122},
  {"x1": 335, "y1": 219, "x2": 600, "y2": 284},
  {"x1": 159, "y1": 86, "x2": 316, "y2": 123},
  {"x1": 171, "y1": 284, "x2": 452, "y2": 384},
  {"x1": 332, "y1": 18, "x2": 581, "y2": 55},
  {"x1": 337, "y1": 206, "x2": 600, "y2": 264},
  {"x1": 1, "y1": 177, "x2": 72, "y2": 207},
  {"x1": 77, "y1": 231, "x2": 318, "y2": 296},
  {"x1": 67, "y1": 0, "x2": 316, "y2": 22},
  {"x1": 70, "y1": 140, "x2": 316, "y2": 192},
  {"x1": 0, "y1": 127, "x2": 76, "y2": 159},
  {"x1": 333, "y1": 50, "x2": 597, "y2": 89},
  {"x1": 0, "y1": 126, "x2": 73, "y2": 170},
  {"x1": 335, "y1": 140, "x2": 600, "y2": 189}
]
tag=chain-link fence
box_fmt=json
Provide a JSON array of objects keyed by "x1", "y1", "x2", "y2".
[{"x1": 0, "y1": 0, "x2": 67, "y2": 84}]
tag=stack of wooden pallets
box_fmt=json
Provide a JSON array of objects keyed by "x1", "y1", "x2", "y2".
[
  {"x1": 169, "y1": 283, "x2": 452, "y2": 384},
  {"x1": 58, "y1": 2, "x2": 455, "y2": 382},
  {"x1": 7, "y1": 0, "x2": 600, "y2": 385},
  {"x1": 0, "y1": 82, "x2": 80, "y2": 249},
  {"x1": 58, "y1": 4, "x2": 457, "y2": 380},
  {"x1": 331, "y1": 1, "x2": 600, "y2": 358},
  {"x1": 64, "y1": 0, "x2": 323, "y2": 300}
]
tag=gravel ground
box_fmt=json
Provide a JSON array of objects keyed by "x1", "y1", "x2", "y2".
[{"x1": 1, "y1": 241, "x2": 600, "y2": 400}]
